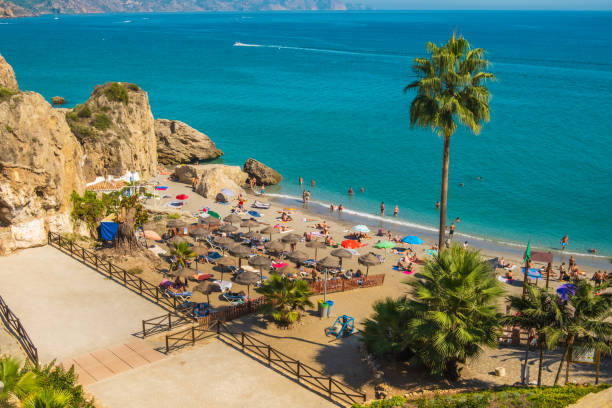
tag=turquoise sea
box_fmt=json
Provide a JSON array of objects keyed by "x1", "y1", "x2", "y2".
[{"x1": 1, "y1": 11, "x2": 611, "y2": 257}]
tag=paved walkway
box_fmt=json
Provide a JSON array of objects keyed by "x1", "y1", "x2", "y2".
[
  {"x1": 0, "y1": 246, "x2": 165, "y2": 362},
  {"x1": 60, "y1": 339, "x2": 164, "y2": 386},
  {"x1": 87, "y1": 341, "x2": 336, "y2": 408}
]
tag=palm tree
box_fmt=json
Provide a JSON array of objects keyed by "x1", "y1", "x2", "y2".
[
  {"x1": 170, "y1": 242, "x2": 195, "y2": 270},
  {"x1": 0, "y1": 357, "x2": 38, "y2": 403},
  {"x1": 404, "y1": 244, "x2": 504, "y2": 380},
  {"x1": 255, "y1": 275, "x2": 313, "y2": 326},
  {"x1": 362, "y1": 296, "x2": 413, "y2": 358},
  {"x1": 405, "y1": 34, "x2": 495, "y2": 249},
  {"x1": 21, "y1": 389, "x2": 72, "y2": 408},
  {"x1": 553, "y1": 279, "x2": 612, "y2": 385},
  {"x1": 505, "y1": 285, "x2": 564, "y2": 385}
]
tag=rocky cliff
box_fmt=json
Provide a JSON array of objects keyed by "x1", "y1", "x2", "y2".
[
  {"x1": 0, "y1": 0, "x2": 363, "y2": 18},
  {"x1": 66, "y1": 82, "x2": 157, "y2": 182},
  {"x1": 0, "y1": 54, "x2": 85, "y2": 254},
  {"x1": 155, "y1": 119, "x2": 223, "y2": 165},
  {"x1": 243, "y1": 158, "x2": 282, "y2": 185},
  {"x1": 0, "y1": 53, "x2": 18, "y2": 91}
]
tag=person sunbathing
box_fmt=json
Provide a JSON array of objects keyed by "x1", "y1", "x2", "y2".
[
  {"x1": 325, "y1": 236, "x2": 336, "y2": 246},
  {"x1": 498, "y1": 257, "x2": 507, "y2": 268},
  {"x1": 505, "y1": 270, "x2": 513, "y2": 282},
  {"x1": 354, "y1": 269, "x2": 363, "y2": 278}
]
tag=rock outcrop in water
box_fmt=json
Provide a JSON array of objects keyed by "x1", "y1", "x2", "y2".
[
  {"x1": 66, "y1": 82, "x2": 158, "y2": 182},
  {"x1": 0, "y1": 54, "x2": 85, "y2": 254},
  {"x1": 173, "y1": 164, "x2": 247, "y2": 199},
  {"x1": 243, "y1": 158, "x2": 282, "y2": 185},
  {"x1": 155, "y1": 119, "x2": 223, "y2": 165}
]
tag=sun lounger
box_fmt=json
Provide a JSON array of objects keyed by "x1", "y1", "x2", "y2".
[
  {"x1": 222, "y1": 292, "x2": 247, "y2": 302},
  {"x1": 206, "y1": 251, "x2": 222, "y2": 263},
  {"x1": 191, "y1": 273, "x2": 213, "y2": 281},
  {"x1": 211, "y1": 280, "x2": 232, "y2": 292},
  {"x1": 164, "y1": 288, "x2": 192, "y2": 301},
  {"x1": 303, "y1": 259, "x2": 316, "y2": 267},
  {"x1": 253, "y1": 200, "x2": 270, "y2": 209}
]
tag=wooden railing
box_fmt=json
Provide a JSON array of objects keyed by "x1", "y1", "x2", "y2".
[
  {"x1": 48, "y1": 231, "x2": 194, "y2": 316},
  {"x1": 165, "y1": 321, "x2": 366, "y2": 405},
  {"x1": 308, "y1": 273, "x2": 385, "y2": 295},
  {"x1": 0, "y1": 294, "x2": 38, "y2": 364},
  {"x1": 141, "y1": 312, "x2": 194, "y2": 338}
]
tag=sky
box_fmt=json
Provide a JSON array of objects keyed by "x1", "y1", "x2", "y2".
[{"x1": 362, "y1": 0, "x2": 612, "y2": 10}]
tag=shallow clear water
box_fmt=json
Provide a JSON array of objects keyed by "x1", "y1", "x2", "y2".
[{"x1": 1, "y1": 11, "x2": 611, "y2": 255}]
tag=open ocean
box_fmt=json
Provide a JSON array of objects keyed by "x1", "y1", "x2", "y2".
[{"x1": 1, "y1": 11, "x2": 611, "y2": 257}]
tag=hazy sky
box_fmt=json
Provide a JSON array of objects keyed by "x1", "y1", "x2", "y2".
[{"x1": 362, "y1": 0, "x2": 612, "y2": 10}]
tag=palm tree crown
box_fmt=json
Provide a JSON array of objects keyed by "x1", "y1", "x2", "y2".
[
  {"x1": 256, "y1": 274, "x2": 313, "y2": 325},
  {"x1": 404, "y1": 245, "x2": 504, "y2": 380},
  {"x1": 170, "y1": 242, "x2": 195, "y2": 269}
]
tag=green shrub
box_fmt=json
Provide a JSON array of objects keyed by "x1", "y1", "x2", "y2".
[
  {"x1": 127, "y1": 267, "x2": 143, "y2": 275},
  {"x1": 104, "y1": 82, "x2": 129, "y2": 104},
  {"x1": 0, "y1": 86, "x2": 17, "y2": 101},
  {"x1": 167, "y1": 213, "x2": 181, "y2": 219},
  {"x1": 29, "y1": 360, "x2": 96, "y2": 408},
  {"x1": 76, "y1": 105, "x2": 92, "y2": 118},
  {"x1": 126, "y1": 83, "x2": 140, "y2": 91},
  {"x1": 100, "y1": 105, "x2": 110, "y2": 112},
  {"x1": 5, "y1": 124, "x2": 13, "y2": 132},
  {"x1": 69, "y1": 123, "x2": 94, "y2": 140},
  {"x1": 66, "y1": 111, "x2": 78, "y2": 121},
  {"x1": 352, "y1": 396, "x2": 407, "y2": 408},
  {"x1": 92, "y1": 113, "x2": 112, "y2": 130}
]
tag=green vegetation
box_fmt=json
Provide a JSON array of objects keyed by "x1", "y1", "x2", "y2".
[
  {"x1": 126, "y1": 83, "x2": 140, "y2": 91},
  {"x1": 76, "y1": 105, "x2": 92, "y2": 118},
  {"x1": 0, "y1": 86, "x2": 17, "y2": 101},
  {"x1": 69, "y1": 123, "x2": 95, "y2": 141},
  {"x1": 70, "y1": 191, "x2": 105, "y2": 239},
  {"x1": 127, "y1": 267, "x2": 143, "y2": 275},
  {"x1": 505, "y1": 285, "x2": 564, "y2": 385},
  {"x1": 0, "y1": 356, "x2": 95, "y2": 408},
  {"x1": 103, "y1": 82, "x2": 129, "y2": 104},
  {"x1": 167, "y1": 213, "x2": 181, "y2": 219},
  {"x1": 256, "y1": 275, "x2": 314, "y2": 325},
  {"x1": 170, "y1": 242, "x2": 195, "y2": 269},
  {"x1": 65, "y1": 111, "x2": 78, "y2": 121},
  {"x1": 405, "y1": 35, "x2": 495, "y2": 249},
  {"x1": 362, "y1": 245, "x2": 503, "y2": 380},
  {"x1": 5, "y1": 124, "x2": 13, "y2": 132},
  {"x1": 92, "y1": 113, "x2": 112, "y2": 130}
]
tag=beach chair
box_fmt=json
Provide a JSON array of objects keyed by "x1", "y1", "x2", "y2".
[
  {"x1": 206, "y1": 251, "x2": 222, "y2": 264},
  {"x1": 191, "y1": 272, "x2": 213, "y2": 281},
  {"x1": 206, "y1": 237, "x2": 224, "y2": 252},
  {"x1": 222, "y1": 292, "x2": 247, "y2": 303},
  {"x1": 163, "y1": 288, "x2": 192, "y2": 301}
]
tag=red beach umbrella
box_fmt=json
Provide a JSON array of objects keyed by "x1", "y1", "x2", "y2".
[
  {"x1": 341, "y1": 239, "x2": 361, "y2": 249},
  {"x1": 176, "y1": 194, "x2": 189, "y2": 200}
]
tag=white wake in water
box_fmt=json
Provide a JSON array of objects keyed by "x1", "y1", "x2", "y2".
[{"x1": 233, "y1": 42, "x2": 406, "y2": 58}]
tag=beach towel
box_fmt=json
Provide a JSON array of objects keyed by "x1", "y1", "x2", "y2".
[
  {"x1": 425, "y1": 249, "x2": 438, "y2": 257},
  {"x1": 147, "y1": 245, "x2": 167, "y2": 255},
  {"x1": 498, "y1": 276, "x2": 509, "y2": 283},
  {"x1": 167, "y1": 201, "x2": 184, "y2": 207},
  {"x1": 521, "y1": 268, "x2": 542, "y2": 279},
  {"x1": 279, "y1": 229, "x2": 295, "y2": 234},
  {"x1": 303, "y1": 218, "x2": 317, "y2": 222},
  {"x1": 248, "y1": 210, "x2": 262, "y2": 218}
]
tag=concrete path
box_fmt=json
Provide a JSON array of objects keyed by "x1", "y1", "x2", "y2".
[
  {"x1": 0, "y1": 246, "x2": 165, "y2": 362},
  {"x1": 60, "y1": 339, "x2": 164, "y2": 386},
  {"x1": 87, "y1": 341, "x2": 336, "y2": 408}
]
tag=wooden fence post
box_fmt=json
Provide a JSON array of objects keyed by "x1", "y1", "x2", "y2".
[
  {"x1": 267, "y1": 345, "x2": 271, "y2": 367},
  {"x1": 216, "y1": 321, "x2": 221, "y2": 335},
  {"x1": 70, "y1": 241, "x2": 73, "y2": 255},
  {"x1": 94, "y1": 255, "x2": 98, "y2": 268},
  {"x1": 142, "y1": 320, "x2": 146, "y2": 337},
  {"x1": 81, "y1": 247, "x2": 85, "y2": 260},
  {"x1": 168, "y1": 312, "x2": 172, "y2": 330},
  {"x1": 241, "y1": 332, "x2": 245, "y2": 351},
  {"x1": 165, "y1": 336, "x2": 169, "y2": 353},
  {"x1": 108, "y1": 261, "x2": 113, "y2": 277},
  {"x1": 328, "y1": 377, "x2": 332, "y2": 398},
  {"x1": 139, "y1": 279, "x2": 142, "y2": 294},
  {"x1": 191, "y1": 326, "x2": 195, "y2": 345},
  {"x1": 297, "y1": 361, "x2": 300, "y2": 383}
]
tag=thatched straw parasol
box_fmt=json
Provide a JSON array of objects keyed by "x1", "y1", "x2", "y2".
[
  {"x1": 358, "y1": 252, "x2": 381, "y2": 277},
  {"x1": 223, "y1": 214, "x2": 242, "y2": 225},
  {"x1": 241, "y1": 219, "x2": 259, "y2": 231},
  {"x1": 214, "y1": 256, "x2": 235, "y2": 280},
  {"x1": 218, "y1": 224, "x2": 238, "y2": 233},
  {"x1": 264, "y1": 240, "x2": 285, "y2": 254},
  {"x1": 330, "y1": 248, "x2": 352, "y2": 267},
  {"x1": 194, "y1": 281, "x2": 213, "y2": 304},
  {"x1": 318, "y1": 256, "x2": 340, "y2": 269},
  {"x1": 229, "y1": 244, "x2": 251, "y2": 267},
  {"x1": 260, "y1": 226, "x2": 279, "y2": 240},
  {"x1": 234, "y1": 270, "x2": 260, "y2": 297},
  {"x1": 248, "y1": 255, "x2": 271, "y2": 279},
  {"x1": 168, "y1": 235, "x2": 194, "y2": 245},
  {"x1": 243, "y1": 231, "x2": 262, "y2": 241},
  {"x1": 166, "y1": 219, "x2": 188, "y2": 229},
  {"x1": 288, "y1": 250, "x2": 308, "y2": 263},
  {"x1": 306, "y1": 240, "x2": 326, "y2": 260},
  {"x1": 281, "y1": 233, "x2": 301, "y2": 244}
]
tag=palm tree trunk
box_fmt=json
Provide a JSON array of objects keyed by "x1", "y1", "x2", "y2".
[
  {"x1": 521, "y1": 336, "x2": 530, "y2": 384},
  {"x1": 537, "y1": 340, "x2": 544, "y2": 386},
  {"x1": 554, "y1": 343, "x2": 570, "y2": 385},
  {"x1": 438, "y1": 133, "x2": 451, "y2": 249}
]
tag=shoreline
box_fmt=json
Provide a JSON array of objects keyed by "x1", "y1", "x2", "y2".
[{"x1": 262, "y1": 191, "x2": 611, "y2": 270}]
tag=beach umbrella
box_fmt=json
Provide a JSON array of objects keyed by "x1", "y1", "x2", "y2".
[
  {"x1": 214, "y1": 236, "x2": 234, "y2": 254},
  {"x1": 358, "y1": 252, "x2": 381, "y2": 277},
  {"x1": 189, "y1": 228, "x2": 208, "y2": 240},
  {"x1": 401, "y1": 235, "x2": 423, "y2": 245},
  {"x1": 305, "y1": 240, "x2": 326, "y2": 261},
  {"x1": 234, "y1": 270, "x2": 260, "y2": 297},
  {"x1": 207, "y1": 210, "x2": 221, "y2": 219},
  {"x1": 143, "y1": 222, "x2": 165, "y2": 235},
  {"x1": 248, "y1": 255, "x2": 271, "y2": 280},
  {"x1": 166, "y1": 219, "x2": 188, "y2": 229},
  {"x1": 215, "y1": 256, "x2": 235, "y2": 280},
  {"x1": 352, "y1": 224, "x2": 370, "y2": 233},
  {"x1": 192, "y1": 245, "x2": 208, "y2": 256},
  {"x1": 375, "y1": 241, "x2": 395, "y2": 249},
  {"x1": 176, "y1": 194, "x2": 189, "y2": 200},
  {"x1": 330, "y1": 248, "x2": 352, "y2": 268},
  {"x1": 143, "y1": 230, "x2": 162, "y2": 241},
  {"x1": 556, "y1": 284, "x2": 576, "y2": 301},
  {"x1": 168, "y1": 235, "x2": 194, "y2": 246},
  {"x1": 223, "y1": 214, "x2": 242, "y2": 225},
  {"x1": 200, "y1": 216, "x2": 221, "y2": 226},
  {"x1": 281, "y1": 233, "x2": 301, "y2": 244},
  {"x1": 229, "y1": 244, "x2": 251, "y2": 267},
  {"x1": 260, "y1": 226, "x2": 279, "y2": 240},
  {"x1": 318, "y1": 256, "x2": 340, "y2": 269},
  {"x1": 169, "y1": 267, "x2": 193, "y2": 288},
  {"x1": 220, "y1": 188, "x2": 235, "y2": 197},
  {"x1": 193, "y1": 281, "x2": 213, "y2": 304},
  {"x1": 265, "y1": 240, "x2": 285, "y2": 254},
  {"x1": 154, "y1": 186, "x2": 168, "y2": 191},
  {"x1": 288, "y1": 250, "x2": 308, "y2": 263},
  {"x1": 218, "y1": 224, "x2": 238, "y2": 233},
  {"x1": 341, "y1": 239, "x2": 361, "y2": 249},
  {"x1": 241, "y1": 219, "x2": 259, "y2": 231},
  {"x1": 243, "y1": 231, "x2": 262, "y2": 241}
]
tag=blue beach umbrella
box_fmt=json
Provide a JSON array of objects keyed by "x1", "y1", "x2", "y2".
[
  {"x1": 352, "y1": 225, "x2": 370, "y2": 233},
  {"x1": 401, "y1": 235, "x2": 423, "y2": 245}
]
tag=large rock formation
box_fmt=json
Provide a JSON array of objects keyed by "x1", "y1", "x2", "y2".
[
  {"x1": 0, "y1": 53, "x2": 18, "y2": 91},
  {"x1": 173, "y1": 164, "x2": 247, "y2": 199},
  {"x1": 243, "y1": 158, "x2": 282, "y2": 185},
  {"x1": 66, "y1": 82, "x2": 157, "y2": 182},
  {"x1": 155, "y1": 119, "x2": 222, "y2": 165},
  {"x1": 0, "y1": 56, "x2": 85, "y2": 254}
]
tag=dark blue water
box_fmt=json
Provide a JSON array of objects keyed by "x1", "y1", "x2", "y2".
[{"x1": 1, "y1": 11, "x2": 611, "y2": 256}]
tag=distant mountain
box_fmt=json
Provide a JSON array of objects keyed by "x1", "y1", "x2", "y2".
[{"x1": 0, "y1": 0, "x2": 366, "y2": 18}]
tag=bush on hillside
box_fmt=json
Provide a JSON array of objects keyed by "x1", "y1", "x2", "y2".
[
  {"x1": 0, "y1": 86, "x2": 17, "y2": 101},
  {"x1": 92, "y1": 113, "x2": 112, "y2": 130},
  {"x1": 126, "y1": 83, "x2": 140, "y2": 91},
  {"x1": 76, "y1": 105, "x2": 92, "y2": 118},
  {"x1": 103, "y1": 82, "x2": 129, "y2": 104}
]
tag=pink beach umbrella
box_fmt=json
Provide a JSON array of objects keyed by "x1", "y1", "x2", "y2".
[{"x1": 176, "y1": 194, "x2": 189, "y2": 200}]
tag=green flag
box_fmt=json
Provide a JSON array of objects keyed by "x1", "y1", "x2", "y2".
[{"x1": 524, "y1": 240, "x2": 531, "y2": 263}]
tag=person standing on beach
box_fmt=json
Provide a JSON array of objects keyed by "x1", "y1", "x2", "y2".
[
  {"x1": 569, "y1": 256, "x2": 575, "y2": 271},
  {"x1": 338, "y1": 204, "x2": 344, "y2": 214},
  {"x1": 561, "y1": 234, "x2": 568, "y2": 250},
  {"x1": 380, "y1": 202, "x2": 385, "y2": 216},
  {"x1": 260, "y1": 184, "x2": 265, "y2": 195},
  {"x1": 393, "y1": 205, "x2": 399, "y2": 217},
  {"x1": 330, "y1": 204, "x2": 335, "y2": 213},
  {"x1": 449, "y1": 222, "x2": 455, "y2": 240}
]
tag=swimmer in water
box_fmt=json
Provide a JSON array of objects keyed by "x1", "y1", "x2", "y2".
[
  {"x1": 299, "y1": 177, "x2": 303, "y2": 185},
  {"x1": 360, "y1": 187, "x2": 364, "y2": 193},
  {"x1": 435, "y1": 201, "x2": 440, "y2": 209},
  {"x1": 460, "y1": 183, "x2": 464, "y2": 187},
  {"x1": 311, "y1": 180, "x2": 316, "y2": 187},
  {"x1": 348, "y1": 187, "x2": 354, "y2": 195}
]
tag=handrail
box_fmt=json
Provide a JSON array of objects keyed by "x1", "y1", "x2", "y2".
[
  {"x1": 164, "y1": 321, "x2": 367, "y2": 405},
  {"x1": 47, "y1": 231, "x2": 195, "y2": 319},
  {"x1": 0, "y1": 294, "x2": 38, "y2": 364}
]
